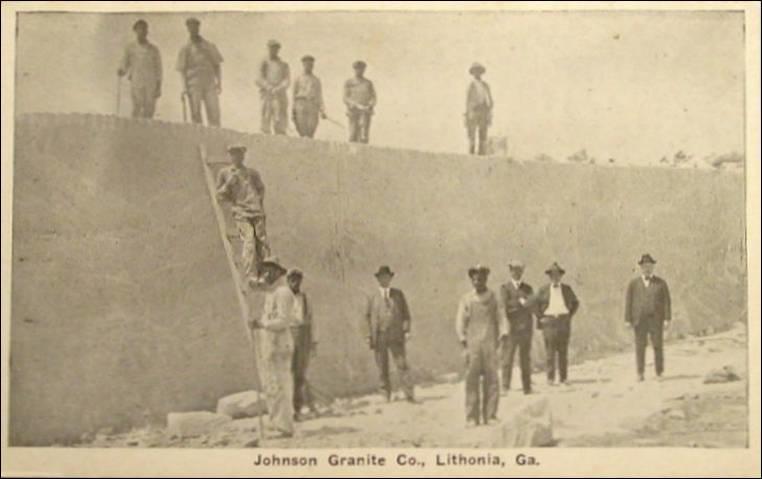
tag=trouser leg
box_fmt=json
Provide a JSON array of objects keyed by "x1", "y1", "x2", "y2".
[
  {"x1": 251, "y1": 215, "x2": 270, "y2": 279},
  {"x1": 634, "y1": 324, "x2": 648, "y2": 375},
  {"x1": 130, "y1": 86, "x2": 144, "y2": 118},
  {"x1": 203, "y1": 86, "x2": 221, "y2": 127},
  {"x1": 273, "y1": 96, "x2": 288, "y2": 135},
  {"x1": 359, "y1": 112, "x2": 372, "y2": 143},
  {"x1": 347, "y1": 112, "x2": 359, "y2": 142},
  {"x1": 188, "y1": 89, "x2": 204, "y2": 124},
  {"x1": 389, "y1": 342, "x2": 414, "y2": 399},
  {"x1": 466, "y1": 121, "x2": 476, "y2": 154},
  {"x1": 543, "y1": 327, "x2": 557, "y2": 382},
  {"x1": 477, "y1": 124, "x2": 489, "y2": 155},
  {"x1": 263, "y1": 347, "x2": 294, "y2": 434},
  {"x1": 501, "y1": 335, "x2": 518, "y2": 390},
  {"x1": 483, "y1": 345, "x2": 500, "y2": 421},
  {"x1": 374, "y1": 338, "x2": 391, "y2": 397},
  {"x1": 144, "y1": 94, "x2": 157, "y2": 119},
  {"x1": 291, "y1": 328, "x2": 307, "y2": 414},
  {"x1": 518, "y1": 333, "x2": 533, "y2": 392},
  {"x1": 261, "y1": 97, "x2": 273, "y2": 134},
  {"x1": 464, "y1": 348, "x2": 482, "y2": 423},
  {"x1": 558, "y1": 327, "x2": 570, "y2": 382},
  {"x1": 650, "y1": 324, "x2": 664, "y2": 375},
  {"x1": 235, "y1": 219, "x2": 256, "y2": 278}
]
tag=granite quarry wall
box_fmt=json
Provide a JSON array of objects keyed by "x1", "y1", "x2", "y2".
[{"x1": 9, "y1": 113, "x2": 746, "y2": 445}]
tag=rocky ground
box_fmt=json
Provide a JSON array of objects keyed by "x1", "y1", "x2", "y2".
[{"x1": 76, "y1": 323, "x2": 748, "y2": 449}]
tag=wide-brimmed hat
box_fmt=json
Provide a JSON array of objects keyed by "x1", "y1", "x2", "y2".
[
  {"x1": 353, "y1": 60, "x2": 367, "y2": 70},
  {"x1": 638, "y1": 254, "x2": 657, "y2": 265},
  {"x1": 374, "y1": 265, "x2": 394, "y2": 278},
  {"x1": 545, "y1": 262, "x2": 565, "y2": 275},
  {"x1": 186, "y1": 17, "x2": 200, "y2": 26},
  {"x1": 226, "y1": 144, "x2": 247, "y2": 154},
  {"x1": 508, "y1": 259, "x2": 525, "y2": 270},
  {"x1": 267, "y1": 39, "x2": 281, "y2": 48},
  {"x1": 469, "y1": 62, "x2": 486, "y2": 75},
  {"x1": 262, "y1": 256, "x2": 287, "y2": 273},
  {"x1": 286, "y1": 268, "x2": 303, "y2": 279},
  {"x1": 468, "y1": 264, "x2": 490, "y2": 278}
]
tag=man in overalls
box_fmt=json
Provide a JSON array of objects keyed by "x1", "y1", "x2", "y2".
[{"x1": 455, "y1": 264, "x2": 509, "y2": 427}]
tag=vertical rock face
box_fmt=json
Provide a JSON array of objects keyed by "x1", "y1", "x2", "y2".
[{"x1": 9, "y1": 114, "x2": 746, "y2": 445}]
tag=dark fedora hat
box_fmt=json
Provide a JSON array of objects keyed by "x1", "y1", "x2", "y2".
[
  {"x1": 545, "y1": 262, "x2": 566, "y2": 275},
  {"x1": 638, "y1": 253, "x2": 657, "y2": 265},
  {"x1": 374, "y1": 265, "x2": 394, "y2": 277},
  {"x1": 468, "y1": 264, "x2": 490, "y2": 278}
]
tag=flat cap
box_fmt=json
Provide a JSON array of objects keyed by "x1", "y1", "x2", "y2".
[
  {"x1": 287, "y1": 268, "x2": 304, "y2": 279},
  {"x1": 226, "y1": 144, "x2": 247, "y2": 153},
  {"x1": 301, "y1": 55, "x2": 315, "y2": 62},
  {"x1": 267, "y1": 39, "x2": 281, "y2": 48},
  {"x1": 468, "y1": 264, "x2": 490, "y2": 278}
]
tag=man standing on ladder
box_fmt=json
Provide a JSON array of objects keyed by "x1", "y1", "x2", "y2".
[{"x1": 216, "y1": 145, "x2": 271, "y2": 285}]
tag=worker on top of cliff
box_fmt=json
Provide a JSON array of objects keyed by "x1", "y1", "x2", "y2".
[
  {"x1": 292, "y1": 55, "x2": 326, "y2": 138},
  {"x1": 176, "y1": 17, "x2": 224, "y2": 126},
  {"x1": 256, "y1": 39, "x2": 291, "y2": 135},
  {"x1": 343, "y1": 61, "x2": 376, "y2": 143},
  {"x1": 464, "y1": 62, "x2": 493, "y2": 155},
  {"x1": 215, "y1": 144, "x2": 271, "y2": 285},
  {"x1": 117, "y1": 19, "x2": 162, "y2": 119}
]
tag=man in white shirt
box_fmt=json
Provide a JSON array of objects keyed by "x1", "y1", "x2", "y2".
[
  {"x1": 249, "y1": 256, "x2": 295, "y2": 437},
  {"x1": 533, "y1": 262, "x2": 580, "y2": 386}
]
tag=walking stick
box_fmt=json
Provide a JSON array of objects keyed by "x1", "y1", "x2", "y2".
[
  {"x1": 323, "y1": 115, "x2": 346, "y2": 130},
  {"x1": 115, "y1": 76, "x2": 122, "y2": 116},
  {"x1": 198, "y1": 143, "x2": 266, "y2": 446}
]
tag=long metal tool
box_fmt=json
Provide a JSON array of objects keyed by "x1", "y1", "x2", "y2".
[
  {"x1": 115, "y1": 76, "x2": 122, "y2": 116},
  {"x1": 198, "y1": 143, "x2": 266, "y2": 446}
]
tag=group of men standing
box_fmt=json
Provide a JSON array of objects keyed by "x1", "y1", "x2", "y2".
[
  {"x1": 118, "y1": 18, "x2": 497, "y2": 152},
  {"x1": 215, "y1": 137, "x2": 674, "y2": 432},
  {"x1": 117, "y1": 18, "x2": 377, "y2": 143}
]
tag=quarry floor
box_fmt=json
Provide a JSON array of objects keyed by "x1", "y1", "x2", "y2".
[{"x1": 79, "y1": 324, "x2": 747, "y2": 449}]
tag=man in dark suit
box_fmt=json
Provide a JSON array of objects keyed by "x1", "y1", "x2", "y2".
[
  {"x1": 625, "y1": 254, "x2": 672, "y2": 381},
  {"x1": 534, "y1": 262, "x2": 580, "y2": 386},
  {"x1": 364, "y1": 266, "x2": 415, "y2": 402},
  {"x1": 499, "y1": 259, "x2": 535, "y2": 394}
]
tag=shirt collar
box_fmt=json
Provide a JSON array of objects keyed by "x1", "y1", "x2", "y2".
[{"x1": 511, "y1": 279, "x2": 522, "y2": 289}]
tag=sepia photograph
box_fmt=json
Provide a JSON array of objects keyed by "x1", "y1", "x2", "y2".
[{"x1": 1, "y1": 1, "x2": 760, "y2": 477}]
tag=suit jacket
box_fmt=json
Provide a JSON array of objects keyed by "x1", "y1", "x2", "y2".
[
  {"x1": 625, "y1": 276, "x2": 671, "y2": 327},
  {"x1": 499, "y1": 281, "x2": 535, "y2": 334},
  {"x1": 533, "y1": 283, "x2": 580, "y2": 330},
  {"x1": 364, "y1": 288, "x2": 411, "y2": 348}
]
